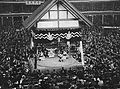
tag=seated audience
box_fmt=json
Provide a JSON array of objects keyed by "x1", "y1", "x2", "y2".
[{"x1": 0, "y1": 20, "x2": 120, "y2": 89}]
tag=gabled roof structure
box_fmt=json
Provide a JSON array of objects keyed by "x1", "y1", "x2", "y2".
[{"x1": 23, "y1": 0, "x2": 93, "y2": 29}]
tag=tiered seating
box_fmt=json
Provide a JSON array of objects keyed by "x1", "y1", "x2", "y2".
[{"x1": 0, "y1": 18, "x2": 120, "y2": 89}]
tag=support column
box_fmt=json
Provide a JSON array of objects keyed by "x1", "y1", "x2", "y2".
[
  {"x1": 79, "y1": 41, "x2": 84, "y2": 66},
  {"x1": 67, "y1": 41, "x2": 70, "y2": 48},
  {"x1": 1, "y1": 17, "x2": 3, "y2": 25},
  {"x1": 102, "y1": 15, "x2": 104, "y2": 26},
  {"x1": 34, "y1": 53, "x2": 37, "y2": 69},
  {"x1": 30, "y1": 37, "x2": 34, "y2": 49},
  {"x1": 92, "y1": 15, "x2": 94, "y2": 24},
  {"x1": 66, "y1": 31, "x2": 71, "y2": 54},
  {"x1": 34, "y1": 45, "x2": 38, "y2": 69},
  {"x1": 58, "y1": 37, "x2": 60, "y2": 48},
  {"x1": 113, "y1": 14, "x2": 114, "y2": 26},
  {"x1": 12, "y1": 17, "x2": 14, "y2": 27},
  {"x1": 67, "y1": 40, "x2": 70, "y2": 53},
  {"x1": 22, "y1": 16, "x2": 24, "y2": 22}
]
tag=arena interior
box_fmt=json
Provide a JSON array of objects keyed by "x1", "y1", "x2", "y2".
[{"x1": 0, "y1": 0, "x2": 120, "y2": 89}]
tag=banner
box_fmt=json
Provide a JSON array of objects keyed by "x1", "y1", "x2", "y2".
[
  {"x1": 32, "y1": 31, "x2": 82, "y2": 40},
  {"x1": 26, "y1": 1, "x2": 43, "y2": 5}
]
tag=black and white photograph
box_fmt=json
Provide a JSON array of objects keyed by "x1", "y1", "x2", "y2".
[{"x1": 0, "y1": 0, "x2": 120, "y2": 89}]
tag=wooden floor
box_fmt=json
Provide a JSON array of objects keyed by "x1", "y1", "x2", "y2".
[{"x1": 36, "y1": 56, "x2": 82, "y2": 71}]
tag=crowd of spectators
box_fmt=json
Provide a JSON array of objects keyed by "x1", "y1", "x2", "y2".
[
  {"x1": 0, "y1": 20, "x2": 120, "y2": 89},
  {"x1": 0, "y1": 24, "x2": 31, "y2": 89},
  {"x1": 19, "y1": 27, "x2": 120, "y2": 89},
  {"x1": 83, "y1": 27, "x2": 120, "y2": 89}
]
